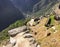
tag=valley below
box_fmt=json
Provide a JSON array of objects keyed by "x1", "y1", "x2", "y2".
[{"x1": 0, "y1": 0, "x2": 60, "y2": 47}]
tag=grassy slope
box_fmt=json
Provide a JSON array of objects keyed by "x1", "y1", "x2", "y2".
[
  {"x1": 0, "y1": 20, "x2": 24, "y2": 43},
  {"x1": 0, "y1": 18, "x2": 30, "y2": 44},
  {"x1": 32, "y1": 1, "x2": 58, "y2": 17},
  {"x1": 29, "y1": 15, "x2": 60, "y2": 47}
]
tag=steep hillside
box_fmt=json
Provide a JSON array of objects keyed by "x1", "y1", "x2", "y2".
[
  {"x1": 0, "y1": 1, "x2": 60, "y2": 47},
  {"x1": 10, "y1": 0, "x2": 60, "y2": 15},
  {"x1": 32, "y1": 0, "x2": 60, "y2": 16},
  {"x1": 29, "y1": 16, "x2": 60, "y2": 47},
  {"x1": 1, "y1": 13, "x2": 60, "y2": 47},
  {"x1": 0, "y1": 0, "x2": 25, "y2": 31},
  {"x1": 10, "y1": 0, "x2": 40, "y2": 13}
]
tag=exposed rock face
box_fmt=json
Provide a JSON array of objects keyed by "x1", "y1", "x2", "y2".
[
  {"x1": 54, "y1": 15, "x2": 60, "y2": 20},
  {"x1": 27, "y1": 19, "x2": 35, "y2": 26},
  {"x1": 27, "y1": 18, "x2": 41, "y2": 26},
  {"x1": 8, "y1": 26, "x2": 27, "y2": 36},
  {"x1": 53, "y1": 3, "x2": 60, "y2": 15},
  {"x1": 53, "y1": 3, "x2": 60, "y2": 21},
  {"x1": 10, "y1": 37, "x2": 16, "y2": 45},
  {"x1": 3, "y1": 25, "x2": 40, "y2": 47}
]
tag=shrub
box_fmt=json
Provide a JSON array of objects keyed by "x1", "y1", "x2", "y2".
[
  {"x1": 0, "y1": 18, "x2": 30, "y2": 42},
  {"x1": 49, "y1": 14, "x2": 55, "y2": 25}
]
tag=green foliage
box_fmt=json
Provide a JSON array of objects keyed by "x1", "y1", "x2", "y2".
[
  {"x1": 0, "y1": 18, "x2": 30, "y2": 42},
  {"x1": 9, "y1": 20, "x2": 24, "y2": 30},
  {"x1": 49, "y1": 14, "x2": 55, "y2": 25},
  {"x1": 0, "y1": 28, "x2": 9, "y2": 41},
  {"x1": 0, "y1": 20, "x2": 24, "y2": 41}
]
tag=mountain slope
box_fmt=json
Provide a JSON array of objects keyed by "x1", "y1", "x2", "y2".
[
  {"x1": 10, "y1": 0, "x2": 40, "y2": 13},
  {"x1": 10, "y1": 0, "x2": 60, "y2": 15},
  {"x1": 32, "y1": 0, "x2": 60, "y2": 16},
  {"x1": 0, "y1": 0, "x2": 25, "y2": 31},
  {"x1": 0, "y1": 0, "x2": 60, "y2": 31},
  {"x1": 33, "y1": 0, "x2": 60, "y2": 11}
]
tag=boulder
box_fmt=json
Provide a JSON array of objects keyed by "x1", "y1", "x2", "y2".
[
  {"x1": 34, "y1": 17, "x2": 40, "y2": 21},
  {"x1": 27, "y1": 19, "x2": 35, "y2": 26},
  {"x1": 8, "y1": 26, "x2": 27, "y2": 36},
  {"x1": 39, "y1": 16, "x2": 43, "y2": 20},
  {"x1": 54, "y1": 15, "x2": 60, "y2": 20},
  {"x1": 52, "y1": 26, "x2": 56, "y2": 30},
  {"x1": 9, "y1": 37, "x2": 16, "y2": 45}
]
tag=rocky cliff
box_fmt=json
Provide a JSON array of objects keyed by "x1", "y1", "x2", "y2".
[{"x1": 0, "y1": 2, "x2": 60, "y2": 47}]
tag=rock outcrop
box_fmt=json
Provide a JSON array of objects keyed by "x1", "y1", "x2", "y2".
[
  {"x1": 3, "y1": 25, "x2": 40, "y2": 47},
  {"x1": 8, "y1": 26, "x2": 27, "y2": 36},
  {"x1": 54, "y1": 15, "x2": 60, "y2": 20},
  {"x1": 27, "y1": 19, "x2": 35, "y2": 26},
  {"x1": 53, "y1": 3, "x2": 60, "y2": 21}
]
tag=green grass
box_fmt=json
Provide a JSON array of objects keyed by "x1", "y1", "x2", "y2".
[
  {"x1": 0, "y1": 20, "x2": 24, "y2": 42},
  {"x1": 0, "y1": 18, "x2": 30, "y2": 42},
  {"x1": 49, "y1": 14, "x2": 55, "y2": 25}
]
